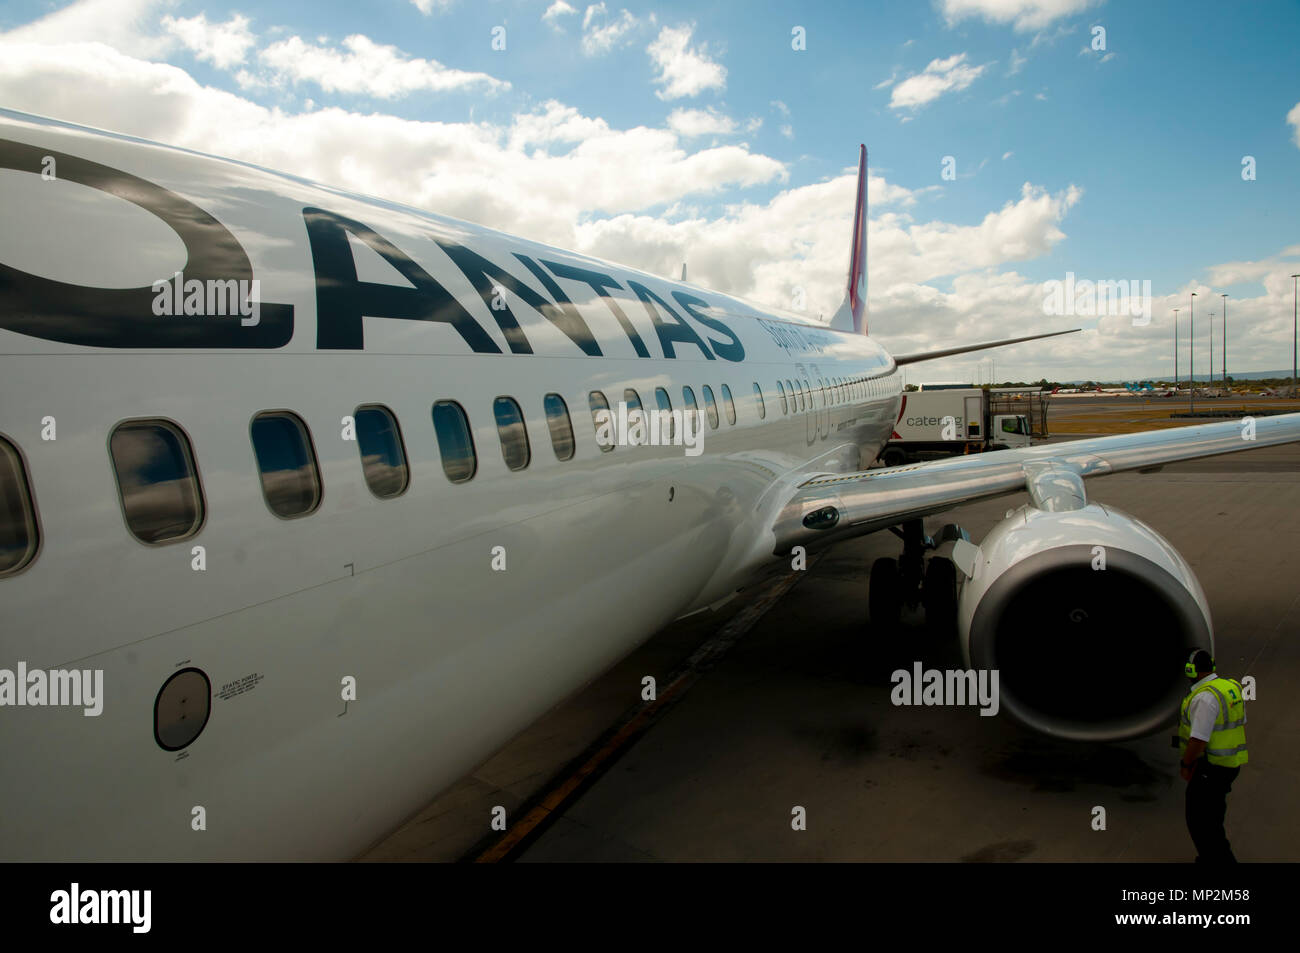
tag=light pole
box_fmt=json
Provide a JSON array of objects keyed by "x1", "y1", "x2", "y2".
[
  {"x1": 1292, "y1": 275, "x2": 1299, "y2": 399},
  {"x1": 1221, "y1": 293, "x2": 1228, "y2": 388},
  {"x1": 1190, "y1": 292, "x2": 1197, "y2": 412},
  {"x1": 1173, "y1": 308, "x2": 1180, "y2": 388},
  {"x1": 1208, "y1": 310, "x2": 1215, "y2": 394}
]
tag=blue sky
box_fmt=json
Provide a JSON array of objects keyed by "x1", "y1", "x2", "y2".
[{"x1": 1, "y1": 0, "x2": 1298, "y2": 380}]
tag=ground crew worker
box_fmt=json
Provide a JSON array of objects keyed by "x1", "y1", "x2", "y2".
[{"x1": 1178, "y1": 649, "x2": 1248, "y2": 863}]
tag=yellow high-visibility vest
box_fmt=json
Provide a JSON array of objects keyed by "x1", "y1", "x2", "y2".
[{"x1": 1180, "y1": 677, "x2": 1248, "y2": 768}]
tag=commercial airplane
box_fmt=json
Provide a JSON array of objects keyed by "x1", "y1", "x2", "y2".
[{"x1": 2, "y1": 108, "x2": 1298, "y2": 861}]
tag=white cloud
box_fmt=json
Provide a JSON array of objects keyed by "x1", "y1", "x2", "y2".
[
  {"x1": 247, "y1": 34, "x2": 509, "y2": 98},
  {"x1": 1206, "y1": 245, "x2": 1300, "y2": 288},
  {"x1": 780, "y1": 124, "x2": 793, "y2": 139},
  {"x1": 1002, "y1": 150, "x2": 1014, "y2": 159},
  {"x1": 667, "y1": 107, "x2": 738, "y2": 137},
  {"x1": 770, "y1": 99, "x2": 790, "y2": 117},
  {"x1": 648, "y1": 24, "x2": 726, "y2": 100},
  {"x1": 873, "y1": 72, "x2": 897, "y2": 90},
  {"x1": 580, "y1": 4, "x2": 640, "y2": 56},
  {"x1": 0, "y1": 42, "x2": 781, "y2": 249},
  {"x1": 1008, "y1": 48, "x2": 1027, "y2": 75},
  {"x1": 1289, "y1": 102, "x2": 1300, "y2": 149},
  {"x1": 890, "y1": 53, "x2": 987, "y2": 111},
  {"x1": 939, "y1": 0, "x2": 1095, "y2": 32},
  {"x1": 161, "y1": 13, "x2": 255, "y2": 70},
  {"x1": 571, "y1": 174, "x2": 1078, "y2": 346},
  {"x1": 543, "y1": 1, "x2": 578, "y2": 27},
  {"x1": 410, "y1": 0, "x2": 455, "y2": 14},
  {"x1": 2, "y1": 0, "x2": 178, "y2": 59}
]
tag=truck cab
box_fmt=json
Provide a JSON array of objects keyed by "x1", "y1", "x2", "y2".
[{"x1": 992, "y1": 413, "x2": 1032, "y2": 449}]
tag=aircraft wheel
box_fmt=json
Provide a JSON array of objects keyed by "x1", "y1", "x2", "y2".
[{"x1": 881, "y1": 448, "x2": 906, "y2": 468}]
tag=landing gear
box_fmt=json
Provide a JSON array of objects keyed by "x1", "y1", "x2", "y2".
[
  {"x1": 922, "y1": 557, "x2": 958, "y2": 635},
  {"x1": 867, "y1": 519, "x2": 966, "y2": 635},
  {"x1": 869, "y1": 557, "x2": 901, "y2": 629}
]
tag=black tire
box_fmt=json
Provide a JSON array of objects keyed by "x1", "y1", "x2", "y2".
[
  {"x1": 869, "y1": 557, "x2": 902, "y2": 630},
  {"x1": 922, "y1": 557, "x2": 958, "y2": 636},
  {"x1": 881, "y1": 448, "x2": 906, "y2": 468}
]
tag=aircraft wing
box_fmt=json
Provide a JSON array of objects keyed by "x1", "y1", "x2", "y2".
[{"x1": 772, "y1": 412, "x2": 1300, "y2": 555}]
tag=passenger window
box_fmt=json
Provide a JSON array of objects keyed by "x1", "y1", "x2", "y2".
[
  {"x1": 753, "y1": 382, "x2": 766, "y2": 419},
  {"x1": 493, "y1": 397, "x2": 530, "y2": 471},
  {"x1": 624, "y1": 388, "x2": 645, "y2": 424},
  {"x1": 702, "y1": 385, "x2": 720, "y2": 429},
  {"x1": 589, "y1": 391, "x2": 614, "y2": 452},
  {"x1": 544, "y1": 393, "x2": 575, "y2": 461},
  {"x1": 110, "y1": 419, "x2": 204, "y2": 542},
  {"x1": 682, "y1": 386, "x2": 700, "y2": 434},
  {"x1": 804, "y1": 380, "x2": 813, "y2": 409},
  {"x1": 431, "y1": 401, "x2": 477, "y2": 482},
  {"x1": 776, "y1": 380, "x2": 787, "y2": 414},
  {"x1": 250, "y1": 412, "x2": 321, "y2": 518},
  {"x1": 0, "y1": 436, "x2": 39, "y2": 575},
  {"x1": 721, "y1": 384, "x2": 737, "y2": 425},
  {"x1": 354, "y1": 405, "x2": 408, "y2": 499},
  {"x1": 655, "y1": 387, "x2": 675, "y2": 441}
]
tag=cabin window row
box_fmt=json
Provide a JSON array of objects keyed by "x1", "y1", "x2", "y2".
[
  {"x1": 771, "y1": 373, "x2": 893, "y2": 415},
  {"x1": 0, "y1": 374, "x2": 894, "y2": 573}
]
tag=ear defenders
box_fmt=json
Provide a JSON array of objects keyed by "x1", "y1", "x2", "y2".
[{"x1": 1185, "y1": 649, "x2": 1214, "y2": 678}]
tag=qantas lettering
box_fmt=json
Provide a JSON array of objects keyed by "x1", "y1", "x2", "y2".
[
  {"x1": 0, "y1": 140, "x2": 745, "y2": 362},
  {"x1": 306, "y1": 208, "x2": 745, "y2": 361},
  {"x1": 756, "y1": 317, "x2": 834, "y2": 355},
  {"x1": 0, "y1": 138, "x2": 294, "y2": 348}
]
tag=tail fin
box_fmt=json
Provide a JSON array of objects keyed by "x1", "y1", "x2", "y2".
[{"x1": 828, "y1": 144, "x2": 868, "y2": 335}]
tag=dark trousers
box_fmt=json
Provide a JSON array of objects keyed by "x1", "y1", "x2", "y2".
[{"x1": 1185, "y1": 761, "x2": 1240, "y2": 863}]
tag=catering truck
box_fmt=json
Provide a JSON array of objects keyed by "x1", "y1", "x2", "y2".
[{"x1": 879, "y1": 386, "x2": 1032, "y2": 466}]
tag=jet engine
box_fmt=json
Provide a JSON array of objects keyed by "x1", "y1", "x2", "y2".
[{"x1": 954, "y1": 501, "x2": 1212, "y2": 742}]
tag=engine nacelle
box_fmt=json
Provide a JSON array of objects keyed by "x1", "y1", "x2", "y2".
[{"x1": 956, "y1": 502, "x2": 1212, "y2": 742}]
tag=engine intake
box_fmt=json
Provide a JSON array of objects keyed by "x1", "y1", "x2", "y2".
[{"x1": 958, "y1": 503, "x2": 1211, "y2": 742}]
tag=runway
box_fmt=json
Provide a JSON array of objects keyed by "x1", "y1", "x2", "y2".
[{"x1": 359, "y1": 412, "x2": 1300, "y2": 862}]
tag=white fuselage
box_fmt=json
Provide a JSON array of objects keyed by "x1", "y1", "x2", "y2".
[{"x1": 0, "y1": 111, "x2": 904, "y2": 859}]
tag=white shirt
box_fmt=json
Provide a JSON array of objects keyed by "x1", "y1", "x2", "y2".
[{"x1": 1186, "y1": 674, "x2": 1245, "y2": 742}]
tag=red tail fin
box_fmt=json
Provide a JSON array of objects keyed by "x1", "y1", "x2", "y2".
[{"x1": 829, "y1": 145, "x2": 868, "y2": 335}]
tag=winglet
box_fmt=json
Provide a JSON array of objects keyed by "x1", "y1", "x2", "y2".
[{"x1": 828, "y1": 145, "x2": 868, "y2": 335}]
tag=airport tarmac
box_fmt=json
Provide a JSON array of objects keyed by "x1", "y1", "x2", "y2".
[{"x1": 359, "y1": 413, "x2": 1300, "y2": 863}]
